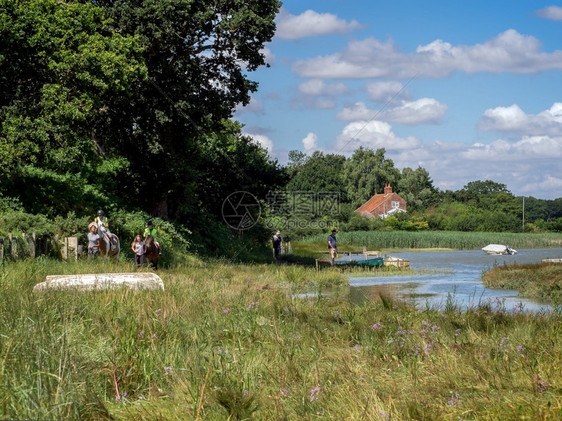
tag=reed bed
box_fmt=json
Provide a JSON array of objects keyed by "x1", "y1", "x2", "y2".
[
  {"x1": 0, "y1": 258, "x2": 561, "y2": 419},
  {"x1": 482, "y1": 262, "x2": 562, "y2": 302},
  {"x1": 307, "y1": 230, "x2": 562, "y2": 251}
]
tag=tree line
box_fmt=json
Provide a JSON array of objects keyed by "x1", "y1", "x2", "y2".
[
  {"x1": 276, "y1": 148, "x2": 562, "y2": 239},
  {"x1": 0, "y1": 1, "x2": 560, "y2": 256}
]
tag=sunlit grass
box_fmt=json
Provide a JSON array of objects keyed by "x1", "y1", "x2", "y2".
[
  {"x1": 482, "y1": 262, "x2": 562, "y2": 303},
  {"x1": 1, "y1": 258, "x2": 561, "y2": 420}
]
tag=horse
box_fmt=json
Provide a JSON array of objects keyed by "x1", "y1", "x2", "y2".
[
  {"x1": 144, "y1": 235, "x2": 159, "y2": 269},
  {"x1": 90, "y1": 222, "x2": 120, "y2": 263}
]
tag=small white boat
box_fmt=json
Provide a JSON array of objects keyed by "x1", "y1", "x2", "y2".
[
  {"x1": 384, "y1": 255, "x2": 410, "y2": 267},
  {"x1": 482, "y1": 244, "x2": 517, "y2": 255}
]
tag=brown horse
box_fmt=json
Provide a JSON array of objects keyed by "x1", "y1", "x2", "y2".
[
  {"x1": 144, "y1": 235, "x2": 159, "y2": 269},
  {"x1": 98, "y1": 232, "x2": 120, "y2": 263}
]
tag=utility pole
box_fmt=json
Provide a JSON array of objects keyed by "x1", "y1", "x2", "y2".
[{"x1": 522, "y1": 197, "x2": 525, "y2": 231}]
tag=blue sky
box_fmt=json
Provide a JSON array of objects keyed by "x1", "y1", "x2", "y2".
[{"x1": 235, "y1": 0, "x2": 562, "y2": 200}]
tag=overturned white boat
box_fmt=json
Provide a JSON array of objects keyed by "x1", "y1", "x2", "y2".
[{"x1": 482, "y1": 244, "x2": 517, "y2": 255}]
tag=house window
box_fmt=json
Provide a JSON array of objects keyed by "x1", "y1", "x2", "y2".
[{"x1": 392, "y1": 201, "x2": 399, "y2": 208}]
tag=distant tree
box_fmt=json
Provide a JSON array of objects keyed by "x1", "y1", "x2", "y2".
[
  {"x1": 397, "y1": 167, "x2": 436, "y2": 212},
  {"x1": 342, "y1": 147, "x2": 400, "y2": 208},
  {"x1": 285, "y1": 151, "x2": 346, "y2": 196},
  {"x1": 455, "y1": 180, "x2": 510, "y2": 205}
]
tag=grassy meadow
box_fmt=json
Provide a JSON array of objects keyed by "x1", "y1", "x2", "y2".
[{"x1": 1, "y1": 256, "x2": 561, "y2": 420}]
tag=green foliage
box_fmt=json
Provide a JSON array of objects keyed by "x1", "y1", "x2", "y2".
[
  {"x1": 285, "y1": 150, "x2": 347, "y2": 196},
  {"x1": 341, "y1": 147, "x2": 401, "y2": 208},
  {"x1": 0, "y1": 0, "x2": 146, "y2": 173}
]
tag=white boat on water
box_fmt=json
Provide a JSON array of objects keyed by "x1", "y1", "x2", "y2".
[
  {"x1": 384, "y1": 255, "x2": 410, "y2": 267},
  {"x1": 482, "y1": 244, "x2": 517, "y2": 255}
]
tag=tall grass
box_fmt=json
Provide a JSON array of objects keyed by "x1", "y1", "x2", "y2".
[
  {"x1": 1, "y1": 258, "x2": 561, "y2": 419},
  {"x1": 307, "y1": 230, "x2": 562, "y2": 250}
]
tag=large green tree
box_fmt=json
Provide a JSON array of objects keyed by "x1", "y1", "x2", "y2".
[
  {"x1": 397, "y1": 166, "x2": 436, "y2": 212},
  {"x1": 0, "y1": 0, "x2": 145, "y2": 174},
  {"x1": 341, "y1": 147, "x2": 400, "y2": 208},
  {"x1": 87, "y1": 0, "x2": 282, "y2": 219},
  {"x1": 0, "y1": 0, "x2": 282, "y2": 224},
  {"x1": 286, "y1": 151, "x2": 346, "y2": 196}
]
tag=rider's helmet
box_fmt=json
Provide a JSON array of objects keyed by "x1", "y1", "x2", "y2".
[
  {"x1": 97, "y1": 210, "x2": 104, "y2": 216},
  {"x1": 147, "y1": 220, "x2": 153, "y2": 226}
]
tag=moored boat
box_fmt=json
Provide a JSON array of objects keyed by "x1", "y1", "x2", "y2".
[
  {"x1": 384, "y1": 255, "x2": 410, "y2": 267},
  {"x1": 482, "y1": 244, "x2": 517, "y2": 255}
]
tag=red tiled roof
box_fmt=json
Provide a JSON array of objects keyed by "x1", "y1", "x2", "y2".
[
  {"x1": 355, "y1": 184, "x2": 406, "y2": 216},
  {"x1": 356, "y1": 193, "x2": 392, "y2": 214}
]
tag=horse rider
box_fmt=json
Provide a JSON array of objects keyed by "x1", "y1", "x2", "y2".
[
  {"x1": 143, "y1": 221, "x2": 161, "y2": 254},
  {"x1": 95, "y1": 210, "x2": 113, "y2": 250}
]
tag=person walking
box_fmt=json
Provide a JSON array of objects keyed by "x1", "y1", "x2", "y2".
[
  {"x1": 328, "y1": 229, "x2": 338, "y2": 266},
  {"x1": 87, "y1": 223, "x2": 100, "y2": 262},
  {"x1": 131, "y1": 234, "x2": 145, "y2": 267},
  {"x1": 272, "y1": 230, "x2": 283, "y2": 261}
]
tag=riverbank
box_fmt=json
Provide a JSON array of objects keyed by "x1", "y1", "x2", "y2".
[
  {"x1": 482, "y1": 262, "x2": 562, "y2": 303},
  {"x1": 1, "y1": 258, "x2": 561, "y2": 419}
]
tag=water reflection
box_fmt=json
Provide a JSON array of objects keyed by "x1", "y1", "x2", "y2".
[{"x1": 348, "y1": 248, "x2": 562, "y2": 313}]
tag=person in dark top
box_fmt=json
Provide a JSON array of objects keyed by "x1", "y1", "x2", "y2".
[
  {"x1": 272, "y1": 230, "x2": 283, "y2": 261},
  {"x1": 328, "y1": 229, "x2": 337, "y2": 266}
]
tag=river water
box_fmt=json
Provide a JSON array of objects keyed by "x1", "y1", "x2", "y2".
[{"x1": 347, "y1": 248, "x2": 562, "y2": 313}]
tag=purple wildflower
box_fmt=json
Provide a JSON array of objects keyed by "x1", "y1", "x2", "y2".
[
  {"x1": 310, "y1": 385, "x2": 321, "y2": 402},
  {"x1": 246, "y1": 301, "x2": 259, "y2": 311},
  {"x1": 223, "y1": 308, "x2": 231, "y2": 314},
  {"x1": 370, "y1": 322, "x2": 382, "y2": 330},
  {"x1": 448, "y1": 391, "x2": 461, "y2": 406},
  {"x1": 164, "y1": 366, "x2": 173, "y2": 375}
]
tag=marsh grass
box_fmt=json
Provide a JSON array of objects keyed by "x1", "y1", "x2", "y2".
[
  {"x1": 482, "y1": 262, "x2": 562, "y2": 303},
  {"x1": 306, "y1": 231, "x2": 562, "y2": 251},
  {"x1": 1, "y1": 258, "x2": 561, "y2": 419}
]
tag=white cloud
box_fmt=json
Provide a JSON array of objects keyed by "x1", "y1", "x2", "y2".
[
  {"x1": 337, "y1": 98, "x2": 448, "y2": 125},
  {"x1": 480, "y1": 103, "x2": 562, "y2": 135},
  {"x1": 383, "y1": 98, "x2": 448, "y2": 125},
  {"x1": 386, "y1": 136, "x2": 562, "y2": 198},
  {"x1": 336, "y1": 120, "x2": 421, "y2": 151},
  {"x1": 245, "y1": 133, "x2": 274, "y2": 153},
  {"x1": 293, "y1": 29, "x2": 562, "y2": 79},
  {"x1": 298, "y1": 79, "x2": 348, "y2": 96},
  {"x1": 235, "y1": 97, "x2": 264, "y2": 115},
  {"x1": 337, "y1": 102, "x2": 375, "y2": 121},
  {"x1": 521, "y1": 175, "x2": 562, "y2": 196},
  {"x1": 536, "y1": 6, "x2": 562, "y2": 21},
  {"x1": 366, "y1": 81, "x2": 410, "y2": 103},
  {"x1": 261, "y1": 47, "x2": 275, "y2": 66},
  {"x1": 462, "y1": 136, "x2": 562, "y2": 161},
  {"x1": 302, "y1": 132, "x2": 318, "y2": 152},
  {"x1": 276, "y1": 9, "x2": 364, "y2": 40}
]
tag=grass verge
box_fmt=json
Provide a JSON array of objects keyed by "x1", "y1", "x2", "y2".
[{"x1": 0, "y1": 258, "x2": 561, "y2": 420}]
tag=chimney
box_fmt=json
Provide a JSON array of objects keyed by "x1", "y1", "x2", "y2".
[{"x1": 384, "y1": 183, "x2": 392, "y2": 194}]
